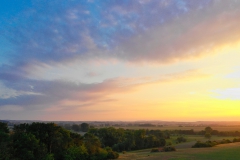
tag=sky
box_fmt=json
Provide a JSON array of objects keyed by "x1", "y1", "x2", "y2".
[{"x1": 0, "y1": 0, "x2": 240, "y2": 121}]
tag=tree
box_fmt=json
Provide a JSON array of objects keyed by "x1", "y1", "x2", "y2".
[
  {"x1": 14, "y1": 122, "x2": 72, "y2": 159},
  {"x1": 11, "y1": 132, "x2": 47, "y2": 160},
  {"x1": 105, "y1": 147, "x2": 119, "y2": 159},
  {"x1": 70, "y1": 132, "x2": 84, "y2": 146},
  {"x1": 83, "y1": 133, "x2": 101, "y2": 155},
  {"x1": 0, "y1": 122, "x2": 9, "y2": 133},
  {"x1": 72, "y1": 124, "x2": 81, "y2": 132},
  {"x1": 64, "y1": 145, "x2": 88, "y2": 160},
  {"x1": 134, "y1": 129, "x2": 146, "y2": 149},
  {"x1": 80, "y1": 123, "x2": 90, "y2": 132},
  {"x1": 176, "y1": 136, "x2": 187, "y2": 143},
  {"x1": 205, "y1": 126, "x2": 213, "y2": 134},
  {"x1": 205, "y1": 133, "x2": 211, "y2": 139},
  {"x1": 0, "y1": 122, "x2": 10, "y2": 159},
  {"x1": 205, "y1": 126, "x2": 212, "y2": 139}
]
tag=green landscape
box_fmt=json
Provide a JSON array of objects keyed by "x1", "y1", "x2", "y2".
[
  {"x1": 119, "y1": 142, "x2": 240, "y2": 160},
  {"x1": 1, "y1": 121, "x2": 240, "y2": 160}
]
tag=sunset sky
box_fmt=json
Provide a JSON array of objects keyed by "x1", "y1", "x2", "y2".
[{"x1": 0, "y1": 0, "x2": 240, "y2": 121}]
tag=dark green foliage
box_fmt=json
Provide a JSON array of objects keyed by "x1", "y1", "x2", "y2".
[
  {"x1": 151, "y1": 148, "x2": 159, "y2": 152},
  {"x1": 64, "y1": 146, "x2": 88, "y2": 160},
  {"x1": 192, "y1": 139, "x2": 232, "y2": 148},
  {"x1": 90, "y1": 148, "x2": 108, "y2": 160},
  {"x1": 192, "y1": 140, "x2": 218, "y2": 148},
  {"x1": 166, "y1": 128, "x2": 240, "y2": 137},
  {"x1": 233, "y1": 138, "x2": 240, "y2": 142},
  {"x1": 220, "y1": 139, "x2": 231, "y2": 144},
  {"x1": 80, "y1": 123, "x2": 90, "y2": 132},
  {"x1": 83, "y1": 133, "x2": 101, "y2": 155},
  {"x1": 176, "y1": 136, "x2": 187, "y2": 143},
  {"x1": 0, "y1": 122, "x2": 11, "y2": 159},
  {"x1": 162, "y1": 146, "x2": 176, "y2": 152},
  {"x1": 90, "y1": 127, "x2": 166, "y2": 152},
  {"x1": 205, "y1": 133, "x2": 212, "y2": 139},
  {"x1": 1, "y1": 123, "x2": 118, "y2": 160},
  {"x1": 107, "y1": 150, "x2": 119, "y2": 159},
  {"x1": 11, "y1": 132, "x2": 47, "y2": 160},
  {"x1": 0, "y1": 122, "x2": 9, "y2": 133},
  {"x1": 19, "y1": 122, "x2": 73, "y2": 159},
  {"x1": 72, "y1": 124, "x2": 81, "y2": 132},
  {"x1": 64, "y1": 124, "x2": 72, "y2": 130},
  {"x1": 204, "y1": 126, "x2": 213, "y2": 139},
  {"x1": 70, "y1": 132, "x2": 84, "y2": 146},
  {"x1": 105, "y1": 147, "x2": 119, "y2": 159},
  {"x1": 134, "y1": 129, "x2": 146, "y2": 149},
  {"x1": 205, "y1": 126, "x2": 213, "y2": 134}
]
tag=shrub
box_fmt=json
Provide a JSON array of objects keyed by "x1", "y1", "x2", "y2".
[
  {"x1": 220, "y1": 139, "x2": 231, "y2": 144},
  {"x1": 107, "y1": 150, "x2": 119, "y2": 159},
  {"x1": 192, "y1": 141, "x2": 217, "y2": 148},
  {"x1": 176, "y1": 136, "x2": 187, "y2": 143},
  {"x1": 233, "y1": 138, "x2": 240, "y2": 142},
  {"x1": 151, "y1": 148, "x2": 159, "y2": 152},
  {"x1": 162, "y1": 146, "x2": 176, "y2": 152},
  {"x1": 64, "y1": 145, "x2": 88, "y2": 160},
  {"x1": 105, "y1": 147, "x2": 119, "y2": 159},
  {"x1": 166, "y1": 142, "x2": 172, "y2": 146}
]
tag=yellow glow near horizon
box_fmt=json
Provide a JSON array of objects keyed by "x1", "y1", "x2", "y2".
[{"x1": 40, "y1": 41, "x2": 240, "y2": 121}]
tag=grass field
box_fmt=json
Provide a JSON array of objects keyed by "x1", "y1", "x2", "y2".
[
  {"x1": 166, "y1": 135, "x2": 236, "y2": 148},
  {"x1": 119, "y1": 142, "x2": 240, "y2": 160}
]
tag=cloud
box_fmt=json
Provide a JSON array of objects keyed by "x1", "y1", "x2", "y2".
[
  {"x1": 1, "y1": 0, "x2": 239, "y2": 120},
  {"x1": 2, "y1": 0, "x2": 219, "y2": 66},
  {"x1": 0, "y1": 105, "x2": 23, "y2": 112},
  {"x1": 213, "y1": 88, "x2": 240, "y2": 100},
  {"x1": 114, "y1": 0, "x2": 240, "y2": 63},
  {"x1": 0, "y1": 78, "x2": 132, "y2": 110},
  {"x1": 0, "y1": 68, "x2": 209, "y2": 111}
]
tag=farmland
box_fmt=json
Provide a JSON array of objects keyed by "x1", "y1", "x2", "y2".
[
  {"x1": 2, "y1": 120, "x2": 240, "y2": 159},
  {"x1": 119, "y1": 141, "x2": 240, "y2": 160}
]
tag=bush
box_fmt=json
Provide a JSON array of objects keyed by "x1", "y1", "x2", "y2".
[
  {"x1": 151, "y1": 148, "x2": 159, "y2": 152},
  {"x1": 220, "y1": 139, "x2": 231, "y2": 144},
  {"x1": 91, "y1": 148, "x2": 108, "y2": 160},
  {"x1": 192, "y1": 141, "x2": 217, "y2": 148},
  {"x1": 176, "y1": 136, "x2": 187, "y2": 143},
  {"x1": 233, "y1": 138, "x2": 240, "y2": 142},
  {"x1": 166, "y1": 142, "x2": 172, "y2": 146},
  {"x1": 105, "y1": 147, "x2": 119, "y2": 159},
  {"x1": 64, "y1": 146, "x2": 88, "y2": 160},
  {"x1": 107, "y1": 150, "x2": 119, "y2": 159},
  {"x1": 162, "y1": 146, "x2": 176, "y2": 152}
]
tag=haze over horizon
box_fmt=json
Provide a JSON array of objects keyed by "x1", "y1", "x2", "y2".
[{"x1": 0, "y1": 0, "x2": 240, "y2": 121}]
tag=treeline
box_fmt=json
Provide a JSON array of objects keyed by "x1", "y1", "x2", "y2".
[
  {"x1": 88, "y1": 127, "x2": 169, "y2": 152},
  {"x1": 169, "y1": 129, "x2": 240, "y2": 137},
  {"x1": 62, "y1": 123, "x2": 90, "y2": 132},
  {"x1": 192, "y1": 138, "x2": 240, "y2": 148},
  {"x1": 0, "y1": 122, "x2": 118, "y2": 160}
]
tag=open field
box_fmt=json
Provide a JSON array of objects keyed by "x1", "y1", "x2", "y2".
[
  {"x1": 111, "y1": 125, "x2": 240, "y2": 132},
  {"x1": 166, "y1": 135, "x2": 236, "y2": 147},
  {"x1": 119, "y1": 142, "x2": 240, "y2": 160}
]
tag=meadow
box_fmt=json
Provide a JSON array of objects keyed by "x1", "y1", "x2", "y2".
[
  {"x1": 166, "y1": 135, "x2": 236, "y2": 148},
  {"x1": 119, "y1": 141, "x2": 240, "y2": 160}
]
